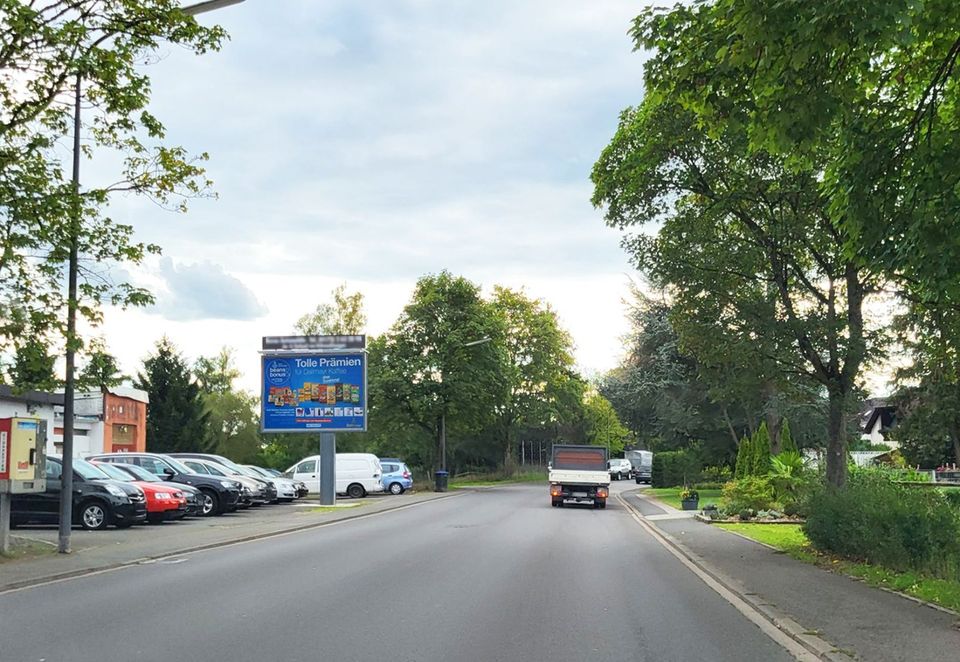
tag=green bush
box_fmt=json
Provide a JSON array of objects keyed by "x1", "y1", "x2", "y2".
[
  {"x1": 651, "y1": 449, "x2": 703, "y2": 487},
  {"x1": 701, "y1": 465, "x2": 733, "y2": 483},
  {"x1": 805, "y1": 473, "x2": 960, "y2": 580},
  {"x1": 722, "y1": 476, "x2": 775, "y2": 512},
  {"x1": 693, "y1": 481, "x2": 726, "y2": 490}
]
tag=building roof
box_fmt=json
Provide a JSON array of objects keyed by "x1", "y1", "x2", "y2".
[
  {"x1": 107, "y1": 386, "x2": 149, "y2": 404},
  {"x1": 0, "y1": 384, "x2": 64, "y2": 406}
]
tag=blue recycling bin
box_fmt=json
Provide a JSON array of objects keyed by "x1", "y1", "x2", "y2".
[{"x1": 434, "y1": 470, "x2": 449, "y2": 492}]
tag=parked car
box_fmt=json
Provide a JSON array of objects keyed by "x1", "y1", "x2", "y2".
[
  {"x1": 284, "y1": 453, "x2": 384, "y2": 498},
  {"x1": 91, "y1": 461, "x2": 188, "y2": 522},
  {"x1": 168, "y1": 453, "x2": 278, "y2": 504},
  {"x1": 261, "y1": 466, "x2": 309, "y2": 497},
  {"x1": 243, "y1": 464, "x2": 299, "y2": 502},
  {"x1": 86, "y1": 452, "x2": 242, "y2": 516},
  {"x1": 379, "y1": 459, "x2": 413, "y2": 495},
  {"x1": 177, "y1": 458, "x2": 267, "y2": 507},
  {"x1": 108, "y1": 462, "x2": 203, "y2": 517},
  {"x1": 11, "y1": 456, "x2": 147, "y2": 530},
  {"x1": 607, "y1": 458, "x2": 633, "y2": 481}
]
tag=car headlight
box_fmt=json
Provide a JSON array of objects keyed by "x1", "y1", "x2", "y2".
[
  {"x1": 220, "y1": 480, "x2": 237, "y2": 488},
  {"x1": 105, "y1": 484, "x2": 127, "y2": 497},
  {"x1": 154, "y1": 492, "x2": 171, "y2": 500}
]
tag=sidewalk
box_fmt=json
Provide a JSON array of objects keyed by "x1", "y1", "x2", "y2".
[
  {"x1": 0, "y1": 490, "x2": 459, "y2": 592},
  {"x1": 626, "y1": 491, "x2": 960, "y2": 661}
]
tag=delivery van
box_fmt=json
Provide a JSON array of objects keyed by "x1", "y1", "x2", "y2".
[{"x1": 285, "y1": 453, "x2": 384, "y2": 498}]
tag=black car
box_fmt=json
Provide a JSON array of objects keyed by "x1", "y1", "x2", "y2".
[
  {"x1": 109, "y1": 462, "x2": 203, "y2": 517},
  {"x1": 87, "y1": 452, "x2": 242, "y2": 516},
  {"x1": 11, "y1": 457, "x2": 147, "y2": 530}
]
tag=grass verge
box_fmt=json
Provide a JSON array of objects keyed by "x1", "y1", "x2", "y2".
[
  {"x1": 304, "y1": 500, "x2": 368, "y2": 513},
  {"x1": 647, "y1": 487, "x2": 723, "y2": 510},
  {"x1": 0, "y1": 537, "x2": 58, "y2": 563},
  {"x1": 451, "y1": 470, "x2": 547, "y2": 488},
  {"x1": 715, "y1": 523, "x2": 960, "y2": 613}
]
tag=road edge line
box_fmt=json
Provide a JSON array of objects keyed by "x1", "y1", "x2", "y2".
[{"x1": 618, "y1": 492, "x2": 849, "y2": 662}]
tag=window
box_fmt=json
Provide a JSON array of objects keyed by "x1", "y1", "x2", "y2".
[
  {"x1": 45, "y1": 461, "x2": 63, "y2": 480},
  {"x1": 383, "y1": 463, "x2": 398, "y2": 473},
  {"x1": 185, "y1": 461, "x2": 210, "y2": 474},
  {"x1": 297, "y1": 460, "x2": 317, "y2": 474},
  {"x1": 138, "y1": 458, "x2": 167, "y2": 476}
]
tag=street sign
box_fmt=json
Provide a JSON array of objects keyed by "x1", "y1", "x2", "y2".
[{"x1": 260, "y1": 352, "x2": 367, "y2": 432}]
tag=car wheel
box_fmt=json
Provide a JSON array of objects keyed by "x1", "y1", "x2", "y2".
[
  {"x1": 79, "y1": 501, "x2": 110, "y2": 530},
  {"x1": 599, "y1": 500, "x2": 607, "y2": 509},
  {"x1": 389, "y1": 482, "x2": 404, "y2": 495},
  {"x1": 199, "y1": 489, "x2": 220, "y2": 516},
  {"x1": 635, "y1": 477, "x2": 642, "y2": 484},
  {"x1": 346, "y1": 483, "x2": 365, "y2": 499}
]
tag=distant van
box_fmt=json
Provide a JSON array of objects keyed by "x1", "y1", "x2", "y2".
[{"x1": 285, "y1": 453, "x2": 384, "y2": 498}]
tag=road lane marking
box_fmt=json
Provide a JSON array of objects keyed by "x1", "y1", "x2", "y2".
[{"x1": 618, "y1": 492, "x2": 842, "y2": 662}]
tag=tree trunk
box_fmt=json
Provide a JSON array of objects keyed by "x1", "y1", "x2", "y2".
[
  {"x1": 825, "y1": 386, "x2": 848, "y2": 488},
  {"x1": 763, "y1": 382, "x2": 783, "y2": 454},
  {"x1": 949, "y1": 420, "x2": 960, "y2": 467},
  {"x1": 722, "y1": 405, "x2": 739, "y2": 448}
]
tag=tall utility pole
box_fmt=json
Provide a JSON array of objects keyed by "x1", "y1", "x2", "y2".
[{"x1": 58, "y1": 0, "x2": 245, "y2": 554}]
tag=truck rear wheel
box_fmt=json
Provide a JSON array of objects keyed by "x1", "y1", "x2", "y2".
[{"x1": 597, "y1": 500, "x2": 607, "y2": 509}]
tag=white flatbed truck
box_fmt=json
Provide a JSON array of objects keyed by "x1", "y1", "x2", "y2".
[{"x1": 549, "y1": 444, "x2": 611, "y2": 509}]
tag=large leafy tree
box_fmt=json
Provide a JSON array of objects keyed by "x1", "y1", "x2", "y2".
[
  {"x1": 581, "y1": 390, "x2": 631, "y2": 455},
  {"x1": 370, "y1": 272, "x2": 508, "y2": 472},
  {"x1": 77, "y1": 337, "x2": 125, "y2": 390},
  {"x1": 7, "y1": 334, "x2": 58, "y2": 391},
  {"x1": 194, "y1": 347, "x2": 260, "y2": 462},
  {"x1": 488, "y1": 286, "x2": 580, "y2": 470},
  {"x1": 135, "y1": 337, "x2": 209, "y2": 453},
  {"x1": 295, "y1": 284, "x2": 366, "y2": 336},
  {"x1": 593, "y1": 97, "x2": 881, "y2": 487},
  {"x1": 0, "y1": 1, "x2": 225, "y2": 359},
  {"x1": 632, "y1": 0, "x2": 960, "y2": 304}
]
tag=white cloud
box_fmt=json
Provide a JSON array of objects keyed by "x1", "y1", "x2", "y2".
[{"x1": 152, "y1": 258, "x2": 268, "y2": 322}]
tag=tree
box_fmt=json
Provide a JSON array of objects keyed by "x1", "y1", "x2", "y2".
[
  {"x1": 370, "y1": 272, "x2": 508, "y2": 472},
  {"x1": 734, "y1": 436, "x2": 750, "y2": 480},
  {"x1": 779, "y1": 419, "x2": 798, "y2": 455},
  {"x1": 631, "y1": 1, "x2": 960, "y2": 304},
  {"x1": 295, "y1": 284, "x2": 366, "y2": 335},
  {"x1": 582, "y1": 391, "x2": 631, "y2": 455},
  {"x1": 7, "y1": 335, "x2": 57, "y2": 391},
  {"x1": 194, "y1": 347, "x2": 241, "y2": 396},
  {"x1": 78, "y1": 338, "x2": 125, "y2": 390},
  {"x1": 751, "y1": 422, "x2": 772, "y2": 477},
  {"x1": 592, "y1": 96, "x2": 880, "y2": 488},
  {"x1": 488, "y1": 286, "x2": 579, "y2": 471},
  {"x1": 135, "y1": 337, "x2": 209, "y2": 453},
  {"x1": 0, "y1": 2, "x2": 225, "y2": 364}
]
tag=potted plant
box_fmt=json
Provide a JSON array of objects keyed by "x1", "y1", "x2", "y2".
[{"x1": 680, "y1": 488, "x2": 700, "y2": 511}]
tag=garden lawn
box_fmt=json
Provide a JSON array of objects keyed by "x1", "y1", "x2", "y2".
[
  {"x1": 715, "y1": 523, "x2": 960, "y2": 613},
  {"x1": 451, "y1": 470, "x2": 547, "y2": 488},
  {"x1": 647, "y1": 487, "x2": 723, "y2": 510}
]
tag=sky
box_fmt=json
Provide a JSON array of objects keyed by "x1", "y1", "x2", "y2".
[{"x1": 87, "y1": 0, "x2": 650, "y2": 392}]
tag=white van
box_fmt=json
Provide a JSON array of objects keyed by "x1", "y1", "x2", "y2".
[{"x1": 285, "y1": 453, "x2": 384, "y2": 498}]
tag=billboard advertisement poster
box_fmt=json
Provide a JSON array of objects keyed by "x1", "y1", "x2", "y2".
[{"x1": 261, "y1": 353, "x2": 366, "y2": 432}]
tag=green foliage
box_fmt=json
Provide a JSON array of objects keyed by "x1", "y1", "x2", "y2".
[
  {"x1": 700, "y1": 465, "x2": 733, "y2": 484},
  {"x1": 77, "y1": 338, "x2": 125, "y2": 390},
  {"x1": 734, "y1": 436, "x2": 750, "y2": 480},
  {"x1": 779, "y1": 419, "x2": 797, "y2": 454},
  {"x1": 582, "y1": 391, "x2": 630, "y2": 455},
  {"x1": 194, "y1": 348, "x2": 242, "y2": 396},
  {"x1": 295, "y1": 283, "x2": 367, "y2": 335},
  {"x1": 0, "y1": 2, "x2": 226, "y2": 360},
  {"x1": 135, "y1": 337, "x2": 210, "y2": 453},
  {"x1": 7, "y1": 335, "x2": 57, "y2": 391},
  {"x1": 805, "y1": 473, "x2": 960, "y2": 581},
  {"x1": 722, "y1": 476, "x2": 775, "y2": 513},
  {"x1": 769, "y1": 451, "x2": 815, "y2": 513},
  {"x1": 679, "y1": 488, "x2": 698, "y2": 501},
  {"x1": 651, "y1": 447, "x2": 703, "y2": 487},
  {"x1": 751, "y1": 423, "x2": 772, "y2": 477}
]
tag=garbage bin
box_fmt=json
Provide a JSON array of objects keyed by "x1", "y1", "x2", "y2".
[{"x1": 434, "y1": 470, "x2": 449, "y2": 492}]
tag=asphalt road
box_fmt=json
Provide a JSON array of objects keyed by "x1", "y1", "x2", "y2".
[{"x1": 0, "y1": 483, "x2": 793, "y2": 662}]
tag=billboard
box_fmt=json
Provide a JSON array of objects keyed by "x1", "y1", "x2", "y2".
[{"x1": 261, "y1": 353, "x2": 366, "y2": 432}]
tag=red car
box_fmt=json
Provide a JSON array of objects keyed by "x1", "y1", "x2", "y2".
[{"x1": 93, "y1": 461, "x2": 188, "y2": 522}]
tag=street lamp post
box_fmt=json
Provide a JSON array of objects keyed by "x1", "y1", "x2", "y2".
[
  {"x1": 58, "y1": 0, "x2": 245, "y2": 554},
  {"x1": 436, "y1": 337, "x2": 491, "y2": 491}
]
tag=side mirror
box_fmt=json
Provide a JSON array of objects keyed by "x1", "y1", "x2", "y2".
[{"x1": 163, "y1": 467, "x2": 176, "y2": 478}]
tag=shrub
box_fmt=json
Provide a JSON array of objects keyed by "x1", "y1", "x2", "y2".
[
  {"x1": 734, "y1": 435, "x2": 751, "y2": 479},
  {"x1": 779, "y1": 418, "x2": 797, "y2": 454},
  {"x1": 651, "y1": 449, "x2": 703, "y2": 487},
  {"x1": 738, "y1": 509, "x2": 754, "y2": 521},
  {"x1": 722, "y1": 476, "x2": 775, "y2": 512},
  {"x1": 769, "y1": 451, "x2": 816, "y2": 511},
  {"x1": 680, "y1": 488, "x2": 699, "y2": 501},
  {"x1": 701, "y1": 465, "x2": 733, "y2": 484},
  {"x1": 693, "y1": 481, "x2": 726, "y2": 490},
  {"x1": 804, "y1": 473, "x2": 960, "y2": 580}
]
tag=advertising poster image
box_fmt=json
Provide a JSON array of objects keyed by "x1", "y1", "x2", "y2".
[{"x1": 262, "y1": 353, "x2": 366, "y2": 432}]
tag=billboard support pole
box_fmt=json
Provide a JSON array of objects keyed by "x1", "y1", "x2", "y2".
[{"x1": 319, "y1": 432, "x2": 336, "y2": 505}]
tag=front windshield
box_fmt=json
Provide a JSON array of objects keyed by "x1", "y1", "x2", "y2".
[
  {"x1": 245, "y1": 466, "x2": 272, "y2": 479},
  {"x1": 118, "y1": 464, "x2": 159, "y2": 482},
  {"x1": 93, "y1": 463, "x2": 133, "y2": 482},
  {"x1": 74, "y1": 458, "x2": 110, "y2": 480},
  {"x1": 198, "y1": 463, "x2": 229, "y2": 477}
]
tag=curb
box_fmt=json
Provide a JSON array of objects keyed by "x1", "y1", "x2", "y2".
[
  {"x1": 0, "y1": 491, "x2": 465, "y2": 594},
  {"x1": 618, "y1": 491, "x2": 851, "y2": 662}
]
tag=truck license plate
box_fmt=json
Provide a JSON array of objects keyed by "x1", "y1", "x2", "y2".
[{"x1": 572, "y1": 491, "x2": 587, "y2": 498}]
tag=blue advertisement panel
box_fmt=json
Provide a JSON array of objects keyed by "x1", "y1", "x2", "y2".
[{"x1": 261, "y1": 353, "x2": 366, "y2": 432}]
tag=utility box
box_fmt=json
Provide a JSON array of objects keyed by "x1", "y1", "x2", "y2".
[{"x1": 0, "y1": 417, "x2": 47, "y2": 494}]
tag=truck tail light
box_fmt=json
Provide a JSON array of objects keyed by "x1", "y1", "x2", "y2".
[
  {"x1": 550, "y1": 484, "x2": 562, "y2": 497},
  {"x1": 596, "y1": 487, "x2": 608, "y2": 499}
]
